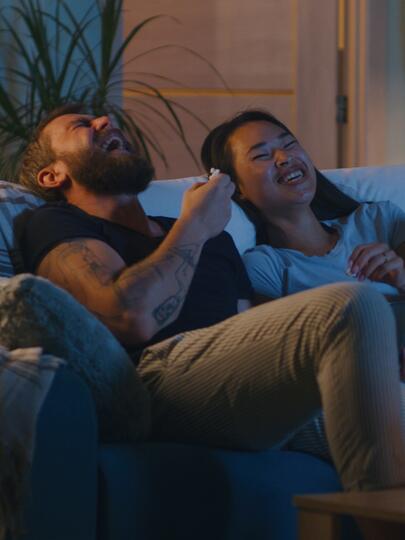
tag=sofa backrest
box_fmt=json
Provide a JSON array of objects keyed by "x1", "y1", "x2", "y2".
[
  {"x1": 324, "y1": 164, "x2": 405, "y2": 207},
  {"x1": 138, "y1": 164, "x2": 405, "y2": 253},
  {"x1": 0, "y1": 181, "x2": 44, "y2": 276},
  {"x1": 1, "y1": 163, "x2": 405, "y2": 277}
]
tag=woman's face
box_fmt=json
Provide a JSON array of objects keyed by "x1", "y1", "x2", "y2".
[{"x1": 228, "y1": 121, "x2": 317, "y2": 214}]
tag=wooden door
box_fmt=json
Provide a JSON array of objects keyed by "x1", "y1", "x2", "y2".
[{"x1": 123, "y1": 0, "x2": 339, "y2": 179}]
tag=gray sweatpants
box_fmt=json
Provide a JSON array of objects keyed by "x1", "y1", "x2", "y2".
[{"x1": 137, "y1": 282, "x2": 405, "y2": 491}]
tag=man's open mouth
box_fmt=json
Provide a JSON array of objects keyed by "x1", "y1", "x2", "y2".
[{"x1": 98, "y1": 130, "x2": 130, "y2": 153}]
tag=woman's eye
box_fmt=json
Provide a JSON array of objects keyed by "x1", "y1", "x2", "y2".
[
  {"x1": 252, "y1": 153, "x2": 269, "y2": 160},
  {"x1": 284, "y1": 139, "x2": 297, "y2": 148}
]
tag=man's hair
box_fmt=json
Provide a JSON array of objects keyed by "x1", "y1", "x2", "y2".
[{"x1": 18, "y1": 103, "x2": 88, "y2": 201}]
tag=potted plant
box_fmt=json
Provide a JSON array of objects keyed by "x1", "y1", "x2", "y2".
[{"x1": 0, "y1": 0, "x2": 224, "y2": 179}]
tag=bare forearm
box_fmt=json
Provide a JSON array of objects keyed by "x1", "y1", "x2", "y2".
[
  {"x1": 37, "y1": 174, "x2": 235, "y2": 345},
  {"x1": 37, "y1": 220, "x2": 205, "y2": 345},
  {"x1": 114, "y1": 221, "x2": 204, "y2": 338}
]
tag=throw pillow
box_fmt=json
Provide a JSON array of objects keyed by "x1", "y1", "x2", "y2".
[
  {"x1": 0, "y1": 181, "x2": 44, "y2": 277},
  {"x1": 0, "y1": 274, "x2": 151, "y2": 442}
]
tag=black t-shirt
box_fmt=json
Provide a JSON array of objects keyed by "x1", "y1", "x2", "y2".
[{"x1": 21, "y1": 202, "x2": 253, "y2": 358}]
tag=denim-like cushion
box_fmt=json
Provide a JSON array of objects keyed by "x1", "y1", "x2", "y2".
[
  {"x1": 21, "y1": 368, "x2": 98, "y2": 540},
  {"x1": 0, "y1": 274, "x2": 151, "y2": 442},
  {"x1": 98, "y1": 443, "x2": 360, "y2": 540}
]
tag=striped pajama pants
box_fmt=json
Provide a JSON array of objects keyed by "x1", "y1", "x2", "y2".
[
  {"x1": 284, "y1": 298, "x2": 405, "y2": 465},
  {"x1": 137, "y1": 282, "x2": 405, "y2": 491}
]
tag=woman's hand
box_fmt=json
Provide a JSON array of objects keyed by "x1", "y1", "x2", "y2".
[{"x1": 348, "y1": 242, "x2": 405, "y2": 292}]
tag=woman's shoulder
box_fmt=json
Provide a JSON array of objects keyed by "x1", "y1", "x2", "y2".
[
  {"x1": 244, "y1": 243, "x2": 284, "y2": 259},
  {"x1": 352, "y1": 200, "x2": 404, "y2": 221},
  {"x1": 243, "y1": 244, "x2": 288, "y2": 270},
  {"x1": 243, "y1": 244, "x2": 286, "y2": 298},
  {"x1": 333, "y1": 200, "x2": 403, "y2": 225}
]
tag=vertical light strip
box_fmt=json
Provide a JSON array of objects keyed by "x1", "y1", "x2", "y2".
[
  {"x1": 338, "y1": 0, "x2": 346, "y2": 51},
  {"x1": 337, "y1": 0, "x2": 346, "y2": 167},
  {"x1": 291, "y1": 0, "x2": 298, "y2": 133}
]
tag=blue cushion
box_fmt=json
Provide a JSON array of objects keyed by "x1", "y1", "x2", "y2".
[
  {"x1": 21, "y1": 368, "x2": 98, "y2": 540},
  {"x1": 98, "y1": 443, "x2": 355, "y2": 540}
]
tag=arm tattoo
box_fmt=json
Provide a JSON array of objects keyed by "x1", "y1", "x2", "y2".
[
  {"x1": 153, "y1": 295, "x2": 181, "y2": 324},
  {"x1": 116, "y1": 243, "x2": 200, "y2": 326},
  {"x1": 59, "y1": 242, "x2": 113, "y2": 286},
  {"x1": 45, "y1": 240, "x2": 200, "y2": 329},
  {"x1": 151, "y1": 244, "x2": 199, "y2": 325}
]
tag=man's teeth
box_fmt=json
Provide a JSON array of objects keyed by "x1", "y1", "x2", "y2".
[
  {"x1": 100, "y1": 135, "x2": 124, "y2": 151},
  {"x1": 278, "y1": 170, "x2": 304, "y2": 184}
]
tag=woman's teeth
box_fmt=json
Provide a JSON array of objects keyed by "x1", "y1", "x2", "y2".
[{"x1": 278, "y1": 170, "x2": 304, "y2": 184}]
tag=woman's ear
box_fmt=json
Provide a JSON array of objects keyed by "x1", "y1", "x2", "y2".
[
  {"x1": 37, "y1": 160, "x2": 70, "y2": 190},
  {"x1": 232, "y1": 176, "x2": 245, "y2": 200}
]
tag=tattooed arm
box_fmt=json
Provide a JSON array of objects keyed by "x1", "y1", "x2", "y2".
[{"x1": 36, "y1": 173, "x2": 235, "y2": 345}]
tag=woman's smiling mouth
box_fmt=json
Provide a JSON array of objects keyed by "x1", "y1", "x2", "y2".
[{"x1": 277, "y1": 168, "x2": 305, "y2": 185}]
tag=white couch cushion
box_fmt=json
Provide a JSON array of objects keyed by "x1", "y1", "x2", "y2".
[
  {"x1": 323, "y1": 165, "x2": 405, "y2": 209},
  {"x1": 1, "y1": 164, "x2": 405, "y2": 276},
  {"x1": 139, "y1": 165, "x2": 405, "y2": 254},
  {"x1": 137, "y1": 177, "x2": 256, "y2": 254}
]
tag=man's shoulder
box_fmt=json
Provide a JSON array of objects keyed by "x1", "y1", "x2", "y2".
[
  {"x1": 27, "y1": 202, "x2": 105, "y2": 234},
  {"x1": 23, "y1": 201, "x2": 104, "y2": 248},
  {"x1": 21, "y1": 202, "x2": 107, "y2": 272},
  {"x1": 30, "y1": 201, "x2": 85, "y2": 217}
]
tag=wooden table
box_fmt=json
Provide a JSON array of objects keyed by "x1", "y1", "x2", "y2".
[{"x1": 294, "y1": 489, "x2": 405, "y2": 539}]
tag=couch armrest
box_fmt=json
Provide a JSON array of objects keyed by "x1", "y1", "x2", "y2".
[{"x1": 21, "y1": 367, "x2": 98, "y2": 540}]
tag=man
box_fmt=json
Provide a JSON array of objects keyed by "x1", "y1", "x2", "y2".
[{"x1": 18, "y1": 104, "x2": 405, "y2": 506}]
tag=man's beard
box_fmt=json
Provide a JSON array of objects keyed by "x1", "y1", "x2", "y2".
[{"x1": 62, "y1": 146, "x2": 155, "y2": 196}]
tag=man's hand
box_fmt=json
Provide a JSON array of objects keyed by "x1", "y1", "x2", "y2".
[
  {"x1": 179, "y1": 173, "x2": 235, "y2": 242},
  {"x1": 348, "y1": 242, "x2": 405, "y2": 291}
]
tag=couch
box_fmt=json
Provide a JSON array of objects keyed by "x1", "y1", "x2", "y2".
[{"x1": 3, "y1": 164, "x2": 405, "y2": 540}]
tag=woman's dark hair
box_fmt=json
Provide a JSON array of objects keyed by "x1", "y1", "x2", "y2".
[{"x1": 201, "y1": 109, "x2": 359, "y2": 244}]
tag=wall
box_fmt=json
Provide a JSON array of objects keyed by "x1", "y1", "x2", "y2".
[
  {"x1": 342, "y1": 0, "x2": 405, "y2": 167},
  {"x1": 386, "y1": 0, "x2": 405, "y2": 164},
  {"x1": 122, "y1": 0, "x2": 338, "y2": 179}
]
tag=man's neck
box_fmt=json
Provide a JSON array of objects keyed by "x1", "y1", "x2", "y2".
[{"x1": 65, "y1": 186, "x2": 164, "y2": 237}]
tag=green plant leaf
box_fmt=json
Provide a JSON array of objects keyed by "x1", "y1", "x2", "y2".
[{"x1": 0, "y1": 0, "x2": 227, "y2": 179}]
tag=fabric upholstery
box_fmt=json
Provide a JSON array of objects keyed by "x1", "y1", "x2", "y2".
[
  {"x1": 22, "y1": 368, "x2": 98, "y2": 540},
  {"x1": 0, "y1": 346, "x2": 63, "y2": 540},
  {"x1": 1, "y1": 165, "x2": 405, "y2": 271},
  {"x1": 0, "y1": 181, "x2": 43, "y2": 277},
  {"x1": 98, "y1": 443, "x2": 360, "y2": 540},
  {"x1": 0, "y1": 274, "x2": 151, "y2": 442}
]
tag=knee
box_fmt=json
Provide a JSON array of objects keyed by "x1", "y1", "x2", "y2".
[{"x1": 327, "y1": 282, "x2": 395, "y2": 335}]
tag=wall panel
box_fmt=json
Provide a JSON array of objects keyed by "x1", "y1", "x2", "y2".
[{"x1": 123, "y1": 0, "x2": 337, "y2": 178}]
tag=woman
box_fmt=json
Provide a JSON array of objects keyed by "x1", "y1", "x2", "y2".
[
  {"x1": 201, "y1": 110, "x2": 405, "y2": 300},
  {"x1": 201, "y1": 111, "x2": 405, "y2": 511}
]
